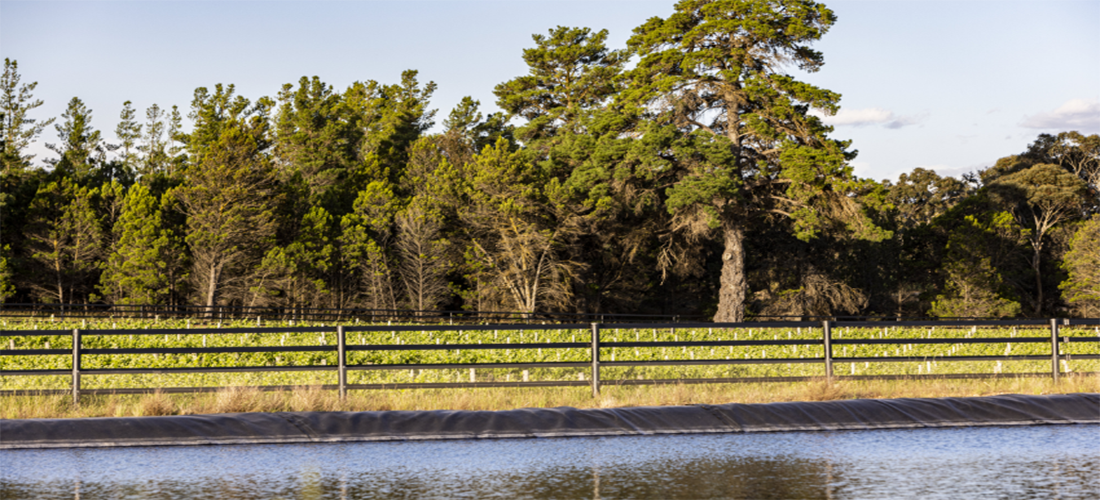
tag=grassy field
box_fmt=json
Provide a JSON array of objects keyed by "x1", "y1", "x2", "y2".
[
  {"x1": 2, "y1": 375, "x2": 1097, "y2": 419},
  {"x1": 2, "y1": 317, "x2": 1098, "y2": 401}
]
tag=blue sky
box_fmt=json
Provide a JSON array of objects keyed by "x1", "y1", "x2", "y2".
[{"x1": 2, "y1": 0, "x2": 1097, "y2": 183}]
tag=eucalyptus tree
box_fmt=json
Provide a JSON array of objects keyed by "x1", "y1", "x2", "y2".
[
  {"x1": 1023, "y1": 131, "x2": 1099, "y2": 210},
  {"x1": 989, "y1": 164, "x2": 1088, "y2": 314},
  {"x1": 620, "y1": 0, "x2": 884, "y2": 321}
]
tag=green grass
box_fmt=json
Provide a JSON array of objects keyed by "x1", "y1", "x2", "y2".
[{"x1": 2, "y1": 318, "x2": 1098, "y2": 392}]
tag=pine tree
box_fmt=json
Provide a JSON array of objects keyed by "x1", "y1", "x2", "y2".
[
  {"x1": 621, "y1": 0, "x2": 885, "y2": 321},
  {"x1": 1, "y1": 58, "x2": 54, "y2": 173},
  {"x1": 24, "y1": 178, "x2": 102, "y2": 303},
  {"x1": 114, "y1": 101, "x2": 142, "y2": 175},
  {"x1": 175, "y1": 84, "x2": 277, "y2": 310},
  {"x1": 99, "y1": 184, "x2": 174, "y2": 304},
  {"x1": 138, "y1": 103, "x2": 171, "y2": 177},
  {"x1": 46, "y1": 97, "x2": 109, "y2": 181},
  {"x1": 339, "y1": 181, "x2": 399, "y2": 310},
  {"x1": 0, "y1": 244, "x2": 15, "y2": 303}
]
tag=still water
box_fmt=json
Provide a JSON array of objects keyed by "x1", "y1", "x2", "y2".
[{"x1": 2, "y1": 425, "x2": 1098, "y2": 499}]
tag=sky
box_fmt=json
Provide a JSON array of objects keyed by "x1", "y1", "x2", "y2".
[{"x1": 2, "y1": 0, "x2": 1098, "y2": 183}]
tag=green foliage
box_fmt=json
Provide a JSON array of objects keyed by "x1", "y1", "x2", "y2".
[
  {"x1": 23, "y1": 177, "x2": 103, "y2": 303},
  {"x1": 617, "y1": 0, "x2": 883, "y2": 321},
  {"x1": 886, "y1": 168, "x2": 971, "y2": 229},
  {"x1": 114, "y1": 101, "x2": 142, "y2": 174},
  {"x1": 99, "y1": 184, "x2": 181, "y2": 304},
  {"x1": 929, "y1": 213, "x2": 1024, "y2": 318},
  {"x1": 1, "y1": 58, "x2": 54, "y2": 173},
  {"x1": 0, "y1": 244, "x2": 15, "y2": 302},
  {"x1": 1060, "y1": 217, "x2": 1100, "y2": 316},
  {"x1": 0, "y1": 14, "x2": 1094, "y2": 321},
  {"x1": 45, "y1": 97, "x2": 110, "y2": 183},
  {"x1": 494, "y1": 26, "x2": 628, "y2": 146},
  {"x1": 176, "y1": 84, "x2": 278, "y2": 308}
]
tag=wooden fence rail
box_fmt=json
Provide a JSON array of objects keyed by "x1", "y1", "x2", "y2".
[{"x1": 1, "y1": 319, "x2": 1097, "y2": 404}]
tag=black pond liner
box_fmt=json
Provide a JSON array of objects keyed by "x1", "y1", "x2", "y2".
[{"x1": 2, "y1": 393, "x2": 1097, "y2": 450}]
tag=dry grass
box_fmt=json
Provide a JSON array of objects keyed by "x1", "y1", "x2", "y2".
[{"x1": 2, "y1": 374, "x2": 1097, "y2": 420}]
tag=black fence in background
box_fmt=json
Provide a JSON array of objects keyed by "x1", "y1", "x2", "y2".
[
  {"x1": 0, "y1": 302, "x2": 1083, "y2": 324},
  {"x1": 2, "y1": 318, "x2": 1098, "y2": 403},
  {"x1": 0, "y1": 302, "x2": 707, "y2": 324}
]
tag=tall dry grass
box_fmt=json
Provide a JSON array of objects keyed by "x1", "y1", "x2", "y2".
[{"x1": 2, "y1": 374, "x2": 1096, "y2": 420}]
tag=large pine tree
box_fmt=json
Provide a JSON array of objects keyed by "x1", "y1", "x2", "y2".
[{"x1": 620, "y1": 0, "x2": 884, "y2": 321}]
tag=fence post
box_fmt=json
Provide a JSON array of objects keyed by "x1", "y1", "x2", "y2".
[
  {"x1": 591, "y1": 322, "x2": 600, "y2": 397},
  {"x1": 822, "y1": 320, "x2": 833, "y2": 381},
  {"x1": 72, "y1": 328, "x2": 81, "y2": 405},
  {"x1": 1050, "y1": 318, "x2": 1060, "y2": 383},
  {"x1": 337, "y1": 325, "x2": 347, "y2": 399}
]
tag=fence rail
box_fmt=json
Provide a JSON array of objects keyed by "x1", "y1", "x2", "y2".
[
  {"x1": 0, "y1": 303, "x2": 707, "y2": 324},
  {"x1": 1, "y1": 319, "x2": 1098, "y2": 403}
]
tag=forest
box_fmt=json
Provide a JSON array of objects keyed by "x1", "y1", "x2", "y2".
[{"x1": 0, "y1": 0, "x2": 1097, "y2": 321}]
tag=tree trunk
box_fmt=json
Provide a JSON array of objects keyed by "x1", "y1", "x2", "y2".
[
  {"x1": 713, "y1": 223, "x2": 747, "y2": 323},
  {"x1": 1032, "y1": 250, "x2": 1043, "y2": 316},
  {"x1": 204, "y1": 263, "x2": 219, "y2": 318}
]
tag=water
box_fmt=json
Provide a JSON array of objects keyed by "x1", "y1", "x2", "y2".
[{"x1": 3, "y1": 425, "x2": 1098, "y2": 499}]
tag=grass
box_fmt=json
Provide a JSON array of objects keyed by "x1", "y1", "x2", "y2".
[{"x1": 2, "y1": 374, "x2": 1097, "y2": 420}]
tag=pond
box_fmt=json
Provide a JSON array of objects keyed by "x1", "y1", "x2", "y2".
[{"x1": 2, "y1": 425, "x2": 1097, "y2": 499}]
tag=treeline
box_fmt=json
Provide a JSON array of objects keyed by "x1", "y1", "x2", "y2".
[{"x1": 1, "y1": 1, "x2": 1098, "y2": 319}]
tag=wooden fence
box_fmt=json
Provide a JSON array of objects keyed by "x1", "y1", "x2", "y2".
[{"x1": 1, "y1": 319, "x2": 1098, "y2": 403}]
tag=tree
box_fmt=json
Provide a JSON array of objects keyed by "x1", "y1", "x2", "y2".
[
  {"x1": 494, "y1": 26, "x2": 628, "y2": 150},
  {"x1": 456, "y1": 139, "x2": 582, "y2": 314},
  {"x1": 929, "y1": 213, "x2": 1024, "y2": 318},
  {"x1": 1, "y1": 58, "x2": 54, "y2": 173},
  {"x1": 344, "y1": 70, "x2": 437, "y2": 189},
  {"x1": 1024, "y1": 131, "x2": 1100, "y2": 209},
  {"x1": 251, "y1": 206, "x2": 335, "y2": 309},
  {"x1": 115, "y1": 101, "x2": 142, "y2": 174},
  {"x1": 395, "y1": 203, "x2": 450, "y2": 312},
  {"x1": 99, "y1": 183, "x2": 177, "y2": 304},
  {"x1": 46, "y1": 97, "x2": 110, "y2": 181},
  {"x1": 339, "y1": 181, "x2": 400, "y2": 310},
  {"x1": 274, "y1": 76, "x2": 360, "y2": 212},
  {"x1": 989, "y1": 164, "x2": 1088, "y2": 314},
  {"x1": 1060, "y1": 217, "x2": 1100, "y2": 317},
  {"x1": 621, "y1": 0, "x2": 883, "y2": 321},
  {"x1": 0, "y1": 244, "x2": 15, "y2": 303},
  {"x1": 494, "y1": 26, "x2": 661, "y2": 314},
  {"x1": 175, "y1": 84, "x2": 277, "y2": 310},
  {"x1": 23, "y1": 178, "x2": 102, "y2": 303},
  {"x1": 138, "y1": 103, "x2": 170, "y2": 176},
  {"x1": 886, "y1": 168, "x2": 970, "y2": 229},
  {"x1": 442, "y1": 96, "x2": 512, "y2": 156}
]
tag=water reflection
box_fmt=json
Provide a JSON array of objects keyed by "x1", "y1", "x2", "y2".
[{"x1": 2, "y1": 426, "x2": 1097, "y2": 499}]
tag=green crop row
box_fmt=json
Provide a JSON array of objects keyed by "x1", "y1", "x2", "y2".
[{"x1": 2, "y1": 319, "x2": 1097, "y2": 391}]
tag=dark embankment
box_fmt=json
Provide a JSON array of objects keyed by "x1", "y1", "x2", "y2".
[{"x1": 2, "y1": 393, "x2": 1096, "y2": 450}]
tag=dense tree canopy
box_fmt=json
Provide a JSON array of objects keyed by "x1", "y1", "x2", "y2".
[{"x1": 0, "y1": 0, "x2": 1096, "y2": 319}]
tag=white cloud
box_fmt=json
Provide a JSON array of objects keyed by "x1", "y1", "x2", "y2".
[
  {"x1": 1021, "y1": 98, "x2": 1100, "y2": 133},
  {"x1": 810, "y1": 107, "x2": 925, "y2": 129}
]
